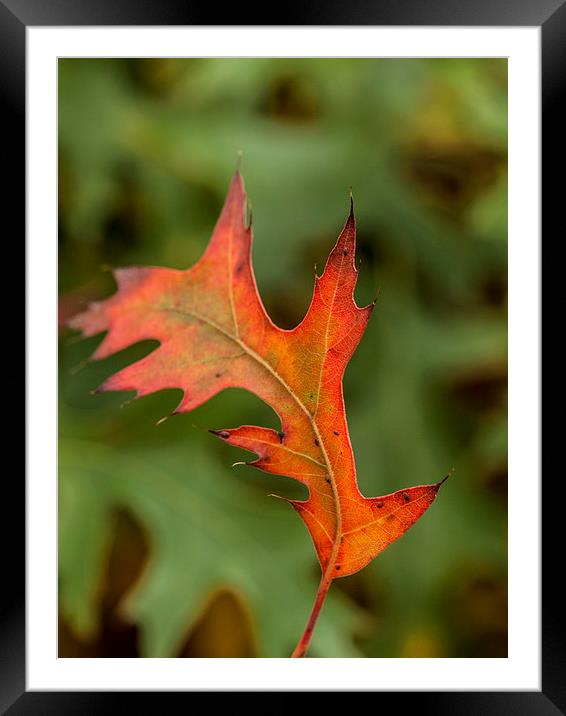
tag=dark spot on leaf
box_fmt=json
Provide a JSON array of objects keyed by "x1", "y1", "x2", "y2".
[
  {"x1": 236, "y1": 263, "x2": 244, "y2": 274},
  {"x1": 325, "y1": 477, "x2": 331, "y2": 484},
  {"x1": 402, "y1": 492, "x2": 410, "y2": 503},
  {"x1": 335, "y1": 565, "x2": 341, "y2": 571},
  {"x1": 278, "y1": 431, "x2": 285, "y2": 443},
  {"x1": 215, "y1": 373, "x2": 222, "y2": 378},
  {"x1": 343, "y1": 250, "x2": 348, "y2": 256},
  {"x1": 386, "y1": 514, "x2": 395, "y2": 522},
  {"x1": 314, "y1": 439, "x2": 320, "y2": 447},
  {"x1": 333, "y1": 431, "x2": 339, "y2": 436},
  {"x1": 376, "y1": 501, "x2": 384, "y2": 508}
]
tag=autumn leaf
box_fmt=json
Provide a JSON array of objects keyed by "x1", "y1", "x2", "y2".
[{"x1": 69, "y1": 171, "x2": 448, "y2": 657}]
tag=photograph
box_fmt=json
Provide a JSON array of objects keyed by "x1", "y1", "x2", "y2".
[
  {"x1": 11, "y1": 7, "x2": 553, "y2": 706},
  {"x1": 58, "y1": 57, "x2": 509, "y2": 660}
]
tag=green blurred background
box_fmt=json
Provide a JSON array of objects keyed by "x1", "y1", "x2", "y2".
[{"x1": 58, "y1": 58, "x2": 508, "y2": 658}]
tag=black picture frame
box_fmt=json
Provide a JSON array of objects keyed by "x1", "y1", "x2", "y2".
[{"x1": 9, "y1": 0, "x2": 555, "y2": 710}]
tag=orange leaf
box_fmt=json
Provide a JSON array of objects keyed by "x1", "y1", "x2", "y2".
[{"x1": 70, "y1": 172, "x2": 448, "y2": 656}]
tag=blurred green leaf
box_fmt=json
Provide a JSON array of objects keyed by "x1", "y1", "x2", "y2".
[{"x1": 59, "y1": 434, "x2": 365, "y2": 657}]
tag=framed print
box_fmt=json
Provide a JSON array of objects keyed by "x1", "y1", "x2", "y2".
[{"x1": 9, "y1": 0, "x2": 557, "y2": 709}]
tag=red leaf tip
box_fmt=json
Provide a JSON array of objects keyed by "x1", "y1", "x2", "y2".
[{"x1": 209, "y1": 429, "x2": 231, "y2": 440}]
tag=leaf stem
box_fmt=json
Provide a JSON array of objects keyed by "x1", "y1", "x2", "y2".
[{"x1": 291, "y1": 565, "x2": 334, "y2": 658}]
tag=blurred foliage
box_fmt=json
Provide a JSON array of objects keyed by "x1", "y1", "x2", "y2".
[{"x1": 58, "y1": 58, "x2": 507, "y2": 658}]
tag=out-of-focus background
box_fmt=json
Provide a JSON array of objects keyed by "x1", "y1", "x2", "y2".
[{"x1": 58, "y1": 58, "x2": 507, "y2": 658}]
